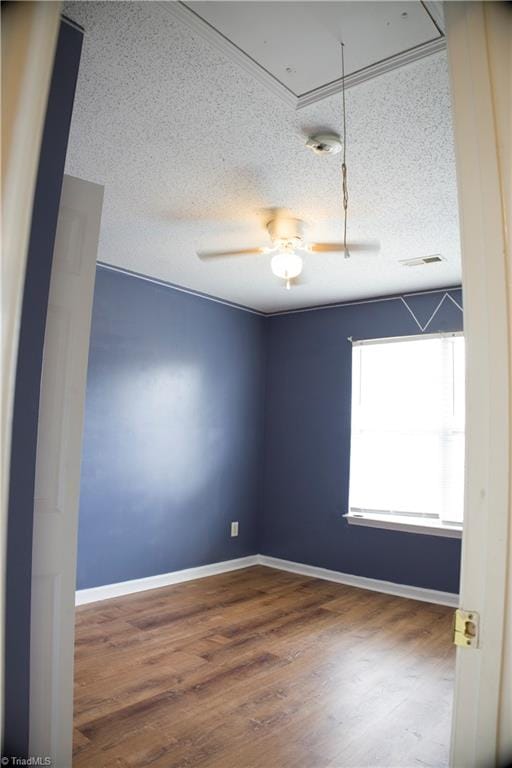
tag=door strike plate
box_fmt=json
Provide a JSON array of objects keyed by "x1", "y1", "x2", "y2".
[{"x1": 453, "y1": 608, "x2": 479, "y2": 648}]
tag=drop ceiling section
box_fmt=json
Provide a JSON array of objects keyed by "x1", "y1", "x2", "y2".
[{"x1": 182, "y1": 1, "x2": 443, "y2": 103}]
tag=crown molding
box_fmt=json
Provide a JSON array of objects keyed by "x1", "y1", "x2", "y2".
[
  {"x1": 100, "y1": 262, "x2": 461, "y2": 318},
  {"x1": 297, "y1": 37, "x2": 446, "y2": 109},
  {"x1": 96, "y1": 262, "x2": 266, "y2": 316},
  {"x1": 422, "y1": 1, "x2": 445, "y2": 35},
  {"x1": 266, "y1": 286, "x2": 462, "y2": 318},
  {"x1": 161, "y1": 1, "x2": 297, "y2": 108},
  {"x1": 163, "y1": 1, "x2": 446, "y2": 111}
]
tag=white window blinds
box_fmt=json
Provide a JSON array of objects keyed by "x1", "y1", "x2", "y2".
[{"x1": 349, "y1": 334, "x2": 465, "y2": 525}]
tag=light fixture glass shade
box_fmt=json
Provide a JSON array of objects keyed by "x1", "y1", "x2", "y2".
[{"x1": 270, "y1": 251, "x2": 303, "y2": 280}]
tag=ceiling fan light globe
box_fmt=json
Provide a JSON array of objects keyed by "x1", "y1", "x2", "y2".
[{"x1": 270, "y1": 251, "x2": 303, "y2": 280}]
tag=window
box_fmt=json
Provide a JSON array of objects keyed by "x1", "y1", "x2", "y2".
[{"x1": 346, "y1": 333, "x2": 465, "y2": 537}]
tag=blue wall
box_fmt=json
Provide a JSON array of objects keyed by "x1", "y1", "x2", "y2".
[
  {"x1": 260, "y1": 289, "x2": 463, "y2": 594},
  {"x1": 79, "y1": 281, "x2": 462, "y2": 595},
  {"x1": 77, "y1": 267, "x2": 266, "y2": 589},
  {"x1": 4, "y1": 18, "x2": 83, "y2": 755}
]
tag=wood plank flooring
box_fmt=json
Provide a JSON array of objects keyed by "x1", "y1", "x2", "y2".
[{"x1": 73, "y1": 566, "x2": 455, "y2": 768}]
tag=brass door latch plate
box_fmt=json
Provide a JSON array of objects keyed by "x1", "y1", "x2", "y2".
[{"x1": 453, "y1": 608, "x2": 479, "y2": 648}]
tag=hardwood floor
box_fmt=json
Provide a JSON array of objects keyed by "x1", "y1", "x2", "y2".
[{"x1": 73, "y1": 566, "x2": 455, "y2": 768}]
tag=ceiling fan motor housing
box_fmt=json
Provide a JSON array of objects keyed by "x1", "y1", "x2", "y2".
[{"x1": 267, "y1": 217, "x2": 305, "y2": 248}]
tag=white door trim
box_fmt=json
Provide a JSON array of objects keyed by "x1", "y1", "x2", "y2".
[
  {"x1": 445, "y1": 4, "x2": 511, "y2": 767},
  {"x1": 0, "y1": 3, "x2": 61, "y2": 739}
]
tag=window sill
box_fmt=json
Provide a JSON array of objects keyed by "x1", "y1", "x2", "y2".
[{"x1": 343, "y1": 512, "x2": 463, "y2": 539}]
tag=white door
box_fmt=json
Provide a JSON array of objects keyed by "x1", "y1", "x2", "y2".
[
  {"x1": 446, "y1": 4, "x2": 511, "y2": 767},
  {"x1": 29, "y1": 175, "x2": 103, "y2": 765}
]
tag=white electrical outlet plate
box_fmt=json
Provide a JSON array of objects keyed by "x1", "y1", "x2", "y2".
[{"x1": 231, "y1": 521, "x2": 239, "y2": 537}]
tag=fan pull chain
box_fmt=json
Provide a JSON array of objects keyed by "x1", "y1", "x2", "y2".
[
  {"x1": 342, "y1": 162, "x2": 348, "y2": 256},
  {"x1": 341, "y1": 42, "x2": 350, "y2": 259}
]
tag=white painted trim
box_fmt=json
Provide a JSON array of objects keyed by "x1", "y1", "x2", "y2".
[
  {"x1": 96, "y1": 262, "x2": 265, "y2": 317},
  {"x1": 422, "y1": 1, "x2": 445, "y2": 35},
  {"x1": 98, "y1": 263, "x2": 463, "y2": 322},
  {"x1": 344, "y1": 513, "x2": 462, "y2": 539},
  {"x1": 75, "y1": 556, "x2": 259, "y2": 606},
  {"x1": 162, "y1": 1, "x2": 445, "y2": 110},
  {"x1": 267, "y1": 286, "x2": 462, "y2": 318},
  {"x1": 161, "y1": 1, "x2": 297, "y2": 108},
  {"x1": 297, "y1": 38, "x2": 446, "y2": 109},
  {"x1": 351, "y1": 329, "x2": 463, "y2": 346},
  {"x1": 75, "y1": 553, "x2": 458, "y2": 609},
  {"x1": 400, "y1": 292, "x2": 463, "y2": 332},
  {"x1": 1, "y1": 4, "x2": 61, "y2": 739},
  {"x1": 257, "y1": 555, "x2": 459, "y2": 607}
]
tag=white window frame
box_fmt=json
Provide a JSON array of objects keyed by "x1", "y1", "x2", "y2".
[{"x1": 345, "y1": 330, "x2": 464, "y2": 538}]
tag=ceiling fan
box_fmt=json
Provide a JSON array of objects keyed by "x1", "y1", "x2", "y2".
[
  {"x1": 197, "y1": 43, "x2": 381, "y2": 290},
  {"x1": 197, "y1": 216, "x2": 379, "y2": 290}
]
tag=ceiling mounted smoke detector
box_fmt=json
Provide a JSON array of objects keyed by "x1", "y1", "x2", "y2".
[{"x1": 305, "y1": 133, "x2": 342, "y2": 156}]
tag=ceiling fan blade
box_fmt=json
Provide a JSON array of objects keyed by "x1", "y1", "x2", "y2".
[
  {"x1": 197, "y1": 246, "x2": 266, "y2": 260},
  {"x1": 309, "y1": 240, "x2": 380, "y2": 254}
]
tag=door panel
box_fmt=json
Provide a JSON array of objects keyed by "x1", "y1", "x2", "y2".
[
  {"x1": 446, "y1": 4, "x2": 511, "y2": 766},
  {"x1": 30, "y1": 175, "x2": 103, "y2": 765}
]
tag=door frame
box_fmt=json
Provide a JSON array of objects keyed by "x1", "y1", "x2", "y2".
[
  {"x1": 1, "y1": 1, "x2": 61, "y2": 741},
  {"x1": 445, "y1": 3, "x2": 511, "y2": 766}
]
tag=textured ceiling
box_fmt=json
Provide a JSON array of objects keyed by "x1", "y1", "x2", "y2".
[{"x1": 64, "y1": 1, "x2": 461, "y2": 313}]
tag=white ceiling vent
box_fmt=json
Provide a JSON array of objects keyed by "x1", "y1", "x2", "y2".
[{"x1": 400, "y1": 254, "x2": 446, "y2": 267}]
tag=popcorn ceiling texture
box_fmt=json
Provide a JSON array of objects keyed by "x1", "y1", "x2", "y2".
[{"x1": 64, "y1": 1, "x2": 461, "y2": 313}]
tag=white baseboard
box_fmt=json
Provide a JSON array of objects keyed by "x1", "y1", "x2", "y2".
[
  {"x1": 75, "y1": 555, "x2": 259, "y2": 605},
  {"x1": 257, "y1": 555, "x2": 459, "y2": 607},
  {"x1": 75, "y1": 553, "x2": 459, "y2": 608}
]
